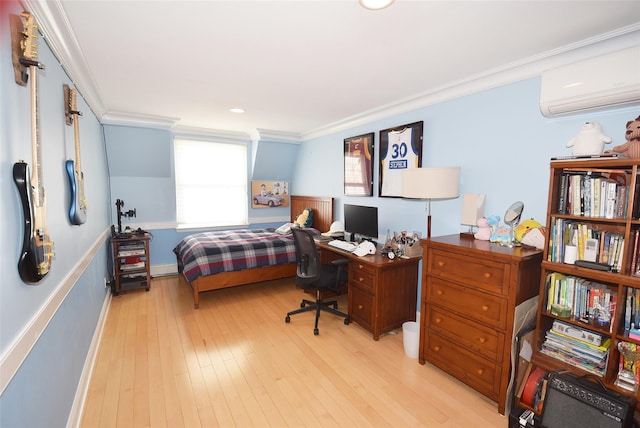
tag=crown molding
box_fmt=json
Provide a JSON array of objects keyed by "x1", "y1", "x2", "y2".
[
  {"x1": 172, "y1": 125, "x2": 251, "y2": 143},
  {"x1": 23, "y1": 0, "x2": 106, "y2": 118},
  {"x1": 252, "y1": 129, "x2": 302, "y2": 144},
  {"x1": 101, "y1": 111, "x2": 179, "y2": 130}
]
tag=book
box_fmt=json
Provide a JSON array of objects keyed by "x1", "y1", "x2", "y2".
[{"x1": 550, "y1": 153, "x2": 620, "y2": 161}]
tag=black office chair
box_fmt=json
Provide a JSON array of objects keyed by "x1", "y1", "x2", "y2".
[{"x1": 285, "y1": 228, "x2": 350, "y2": 335}]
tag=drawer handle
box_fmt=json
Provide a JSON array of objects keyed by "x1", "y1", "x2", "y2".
[
  {"x1": 358, "y1": 305, "x2": 363, "y2": 310},
  {"x1": 358, "y1": 264, "x2": 364, "y2": 269},
  {"x1": 436, "y1": 290, "x2": 443, "y2": 295},
  {"x1": 437, "y1": 261, "x2": 445, "y2": 267},
  {"x1": 434, "y1": 317, "x2": 442, "y2": 324},
  {"x1": 481, "y1": 305, "x2": 489, "y2": 312},
  {"x1": 433, "y1": 345, "x2": 441, "y2": 352},
  {"x1": 483, "y1": 272, "x2": 491, "y2": 279},
  {"x1": 478, "y1": 337, "x2": 487, "y2": 344},
  {"x1": 358, "y1": 277, "x2": 365, "y2": 282},
  {"x1": 476, "y1": 368, "x2": 484, "y2": 375}
]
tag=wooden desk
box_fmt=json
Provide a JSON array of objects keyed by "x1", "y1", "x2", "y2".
[{"x1": 317, "y1": 241, "x2": 420, "y2": 340}]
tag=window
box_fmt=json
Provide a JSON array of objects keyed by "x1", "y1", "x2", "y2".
[{"x1": 174, "y1": 138, "x2": 248, "y2": 228}]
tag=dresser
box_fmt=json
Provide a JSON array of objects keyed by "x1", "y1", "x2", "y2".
[
  {"x1": 318, "y1": 242, "x2": 420, "y2": 340},
  {"x1": 419, "y1": 234, "x2": 542, "y2": 414}
]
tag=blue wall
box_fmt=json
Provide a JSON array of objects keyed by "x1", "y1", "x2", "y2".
[{"x1": 1, "y1": 1, "x2": 111, "y2": 426}]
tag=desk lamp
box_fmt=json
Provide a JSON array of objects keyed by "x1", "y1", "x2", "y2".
[{"x1": 402, "y1": 167, "x2": 460, "y2": 238}]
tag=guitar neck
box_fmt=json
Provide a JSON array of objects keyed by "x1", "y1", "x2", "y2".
[
  {"x1": 29, "y1": 63, "x2": 45, "y2": 208},
  {"x1": 73, "y1": 112, "x2": 82, "y2": 171}
]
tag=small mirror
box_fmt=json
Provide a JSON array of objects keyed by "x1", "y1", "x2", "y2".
[{"x1": 502, "y1": 201, "x2": 524, "y2": 247}]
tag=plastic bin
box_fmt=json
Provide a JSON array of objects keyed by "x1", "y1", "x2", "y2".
[{"x1": 402, "y1": 321, "x2": 419, "y2": 359}]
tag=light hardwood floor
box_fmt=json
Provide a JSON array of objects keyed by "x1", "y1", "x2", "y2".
[{"x1": 81, "y1": 275, "x2": 507, "y2": 427}]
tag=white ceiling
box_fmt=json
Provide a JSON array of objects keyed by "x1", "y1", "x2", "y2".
[{"x1": 28, "y1": 1, "x2": 640, "y2": 140}]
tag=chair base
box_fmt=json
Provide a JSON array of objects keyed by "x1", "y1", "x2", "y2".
[{"x1": 285, "y1": 289, "x2": 350, "y2": 335}]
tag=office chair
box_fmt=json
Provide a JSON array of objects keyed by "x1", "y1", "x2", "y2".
[{"x1": 285, "y1": 228, "x2": 350, "y2": 335}]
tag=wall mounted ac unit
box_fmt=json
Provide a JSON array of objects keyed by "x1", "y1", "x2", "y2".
[{"x1": 540, "y1": 45, "x2": 640, "y2": 117}]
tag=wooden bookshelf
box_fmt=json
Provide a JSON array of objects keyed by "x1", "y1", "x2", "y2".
[{"x1": 526, "y1": 158, "x2": 640, "y2": 413}]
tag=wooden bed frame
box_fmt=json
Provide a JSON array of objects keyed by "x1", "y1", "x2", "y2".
[{"x1": 185, "y1": 195, "x2": 334, "y2": 308}]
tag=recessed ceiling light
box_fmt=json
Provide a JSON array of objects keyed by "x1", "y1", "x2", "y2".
[
  {"x1": 359, "y1": 0, "x2": 395, "y2": 10},
  {"x1": 230, "y1": 108, "x2": 245, "y2": 114}
]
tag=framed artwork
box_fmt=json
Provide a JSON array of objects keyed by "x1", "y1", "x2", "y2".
[
  {"x1": 344, "y1": 133, "x2": 374, "y2": 196},
  {"x1": 378, "y1": 121, "x2": 423, "y2": 197},
  {"x1": 251, "y1": 180, "x2": 289, "y2": 208}
]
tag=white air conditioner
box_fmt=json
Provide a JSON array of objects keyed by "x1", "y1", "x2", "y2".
[{"x1": 540, "y1": 45, "x2": 640, "y2": 117}]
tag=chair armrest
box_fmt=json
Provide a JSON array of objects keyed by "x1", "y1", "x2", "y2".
[{"x1": 331, "y1": 258, "x2": 350, "y2": 267}]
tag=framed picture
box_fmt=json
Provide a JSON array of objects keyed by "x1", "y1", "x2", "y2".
[
  {"x1": 378, "y1": 121, "x2": 423, "y2": 197},
  {"x1": 344, "y1": 132, "x2": 374, "y2": 196},
  {"x1": 251, "y1": 180, "x2": 289, "y2": 208}
]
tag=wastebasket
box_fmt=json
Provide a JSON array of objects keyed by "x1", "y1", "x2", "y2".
[{"x1": 402, "y1": 321, "x2": 419, "y2": 359}]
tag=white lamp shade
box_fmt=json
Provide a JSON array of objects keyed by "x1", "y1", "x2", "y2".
[{"x1": 402, "y1": 167, "x2": 460, "y2": 200}]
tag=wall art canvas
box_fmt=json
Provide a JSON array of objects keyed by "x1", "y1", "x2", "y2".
[
  {"x1": 344, "y1": 133, "x2": 374, "y2": 196},
  {"x1": 251, "y1": 180, "x2": 289, "y2": 208}
]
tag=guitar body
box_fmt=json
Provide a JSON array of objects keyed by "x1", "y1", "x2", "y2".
[
  {"x1": 13, "y1": 161, "x2": 51, "y2": 283},
  {"x1": 66, "y1": 159, "x2": 87, "y2": 225}
]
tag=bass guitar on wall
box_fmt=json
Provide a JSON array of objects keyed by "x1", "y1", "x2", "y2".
[
  {"x1": 13, "y1": 11, "x2": 54, "y2": 283},
  {"x1": 64, "y1": 84, "x2": 88, "y2": 225}
]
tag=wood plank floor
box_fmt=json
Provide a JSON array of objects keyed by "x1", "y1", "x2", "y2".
[{"x1": 81, "y1": 275, "x2": 507, "y2": 427}]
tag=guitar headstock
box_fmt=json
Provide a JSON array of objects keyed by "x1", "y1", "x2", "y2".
[{"x1": 20, "y1": 12, "x2": 38, "y2": 61}]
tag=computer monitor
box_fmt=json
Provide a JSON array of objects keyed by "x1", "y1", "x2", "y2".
[{"x1": 344, "y1": 204, "x2": 378, "y2": 242}]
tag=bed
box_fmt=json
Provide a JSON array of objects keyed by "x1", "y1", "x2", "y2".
[{"x1": 174, "y1": 195, "x2": 334, "y2": 308}]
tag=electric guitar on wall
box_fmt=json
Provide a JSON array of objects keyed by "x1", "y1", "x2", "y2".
[
  {"x1": 64, "y1": 84, "x2": 88, "y2": 225},
  {"x1": 13, "y1": 11, "x2": 54, "y2": 283}
]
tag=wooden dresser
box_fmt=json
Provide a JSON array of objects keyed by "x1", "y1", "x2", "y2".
[{"x1": 419, "y1": 234, "x2": 542, "y2": 414}]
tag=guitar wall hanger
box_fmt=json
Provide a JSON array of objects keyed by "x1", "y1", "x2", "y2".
[{"x1": 116, "y1": 199, "x2": 137, "y2": 234}]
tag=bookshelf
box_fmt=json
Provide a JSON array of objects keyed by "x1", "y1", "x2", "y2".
[{"x1": 527, "y1": 158, "x2": 640, "y2": 413}]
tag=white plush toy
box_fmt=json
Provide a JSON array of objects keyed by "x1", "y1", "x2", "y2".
[{"x1": 566, "y1": 121, "x2": 612, "y2": 156}]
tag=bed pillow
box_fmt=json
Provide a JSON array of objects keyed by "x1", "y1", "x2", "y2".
[{"x1": 293, "y1": 208, "x2": 314, "y2": 228}]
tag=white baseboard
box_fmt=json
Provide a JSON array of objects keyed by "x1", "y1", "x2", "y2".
[{"x1": 151, "y1": 263, "x2": 178, "y2": 277}]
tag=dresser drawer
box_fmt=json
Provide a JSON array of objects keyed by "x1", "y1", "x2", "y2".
[
  {"x1": 349, "y1": 285, "x2": 374, "y2": 331},
  {"x1": 350, "y1": 262, "x2": 375, "y2": 291},
  {"x1": 428, "y1": 248, "x2": 508, "y2": 295},
  {"x1": 427, "y1": 277, "x2": 507, "y2": 329},
  {"x1": 424, "y1": 331, "x2": 499, "y2": 401},
  {"x1": 427, "y1": 306, "x2": 504, "y2": 362}
]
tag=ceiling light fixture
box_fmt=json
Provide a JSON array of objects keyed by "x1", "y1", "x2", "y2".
[
  {"x1": 230, "y1": 108, "x2": 245, "y2": 113},
  {"x1": 359, "y1": 0, "x2": 395, "y2": 10}
]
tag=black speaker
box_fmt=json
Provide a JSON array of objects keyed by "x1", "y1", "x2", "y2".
[{"x1": 540, "y1": 372, "x2": 636, "y2": 428}]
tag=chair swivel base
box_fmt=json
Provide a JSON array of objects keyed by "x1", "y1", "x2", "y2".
[{"x1": 285, "y1": 294, "x2": 350, "y2": 335}]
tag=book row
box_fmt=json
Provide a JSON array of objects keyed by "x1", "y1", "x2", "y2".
[
  {"x1": 544, "y1": 272, "x2": 616, "y2": 328},
  {"x1": 557, "y1": 170, "x2": 629, "y2": 219},
  {"x1": 547, "y1": 218, "x2": 625, "y2": 271}
]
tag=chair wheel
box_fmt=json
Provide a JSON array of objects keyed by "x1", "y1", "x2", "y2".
[
  {"x1": 285, "y1": 316, "x2": 291, "y2": 323},
  {"x1": 344, "y1": 318, "x2": 350, "y2": 325},
  {"x1": 300, "y1": 302, "x2": 305, "y2": 308},
  {"x1": 314, "y1": 328, "x2": 319, "y2": 335},
  {"x1": 333, "y1": 303, "x2": 338, "y2": 309}
]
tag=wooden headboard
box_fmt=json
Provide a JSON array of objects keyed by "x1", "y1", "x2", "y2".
[{"x1": 290, "y1": 195, "x2": 334, "y2": 234}]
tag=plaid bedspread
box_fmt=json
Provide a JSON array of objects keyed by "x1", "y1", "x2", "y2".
[{"x1": 174, "y1": 228, "x2": 317, "y2": 282}]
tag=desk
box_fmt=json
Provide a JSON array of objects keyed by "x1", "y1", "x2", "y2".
[{"x1": 317, "y1": 241, "x2": 420, "y2": 340}]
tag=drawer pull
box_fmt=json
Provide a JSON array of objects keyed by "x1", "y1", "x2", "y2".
[
  {"x1": 433, "y1": 345, "x2": 441, "y2": 352},
  {"x1": 434, "y1": 317, "x2": 442, "y2": 324},
  {"x1": 358, "y1": 264, "x2": 364, "y2": 269},
  {"x1": 476, "y1": 368, "x2": 484, "y2": 375},
  {"x1": 481, "y1": 305, "x2": 489, "y2": 312},
  {"x1": 478, "y1": 337, "x2": 486, "y2": 344},
  {"x1": 483, "y1": 272, "x2": 491, "y2": 279},
  {"x1": 358, "y1": 277, "x2": 365, "y2": 282},
  {"x1": 437, "y1": 261, "x2": 445, "y2": 267},
  {"x1": 436, "y1": 290, "x2": 443, "y2": 295},
  {"x1": 358, "y1": 304, "x2": 363, "y2": 310}
]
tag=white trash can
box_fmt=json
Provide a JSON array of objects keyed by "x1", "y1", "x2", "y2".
[{"x1": 402, "y1": 321, "x2": 419, "y2": 359}]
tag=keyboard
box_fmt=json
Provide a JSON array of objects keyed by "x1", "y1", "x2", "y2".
[{"x1": 328, "y1": 239, "x2": 357, "y2": 252}]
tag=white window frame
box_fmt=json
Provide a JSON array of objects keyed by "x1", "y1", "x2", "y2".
[{"x1": 174, "y1": 137, "x2": 248, "y2": 229}]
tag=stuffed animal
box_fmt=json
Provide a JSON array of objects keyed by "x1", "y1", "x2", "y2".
[
  {"x1": 514, "y1": 218, "x2": 543, "y2": 242},
  {"x1": 514, "y1": 218, "x2": 546, "y2": 250},
  {"x1": 293, "y1": 208, "x2": 314, "y2": 228},
  {"x1": 607, "y1": 115, "x2": 640, "y2": 158},
  {"x1": 474, "y1": 217, "x2": 492, "y2": 240},
  {"x1": 566, "y1": 121, "x2": 611, "y2": 156}
]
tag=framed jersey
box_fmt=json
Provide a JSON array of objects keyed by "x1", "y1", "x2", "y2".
[
  {"x1": 378, "y1": 121, "x2": 423, "y2": 197},
  {"x1": 344, "y1": 133, "x2": 375, "y2": 196}
]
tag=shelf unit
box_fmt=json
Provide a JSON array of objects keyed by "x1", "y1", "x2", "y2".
[
  {"x1": 111, "y1": 233, "x2": 151, "y2": 295},
  {"x1": 527, "y1": 158, "x2": 640, "y2": 413}
]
